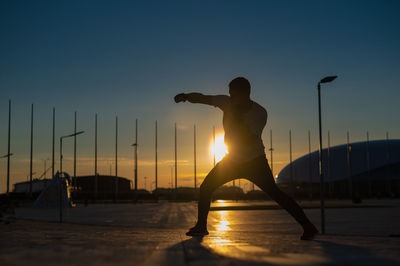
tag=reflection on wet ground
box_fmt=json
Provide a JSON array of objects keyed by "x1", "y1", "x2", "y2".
[
  {"x1": 10, "y1": 200, "x2": 400, "y2": 265},
  {"x1": 203, "y1": 209, "x2": 328, "y2": 264}
]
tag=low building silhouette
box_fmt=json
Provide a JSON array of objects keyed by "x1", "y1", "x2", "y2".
[
  {"x1": 71, "y1": 175, "x2": 132, "y2": 201},
  {"x1": 73, "y1": 175, "x2": 131, "y2": 193}
]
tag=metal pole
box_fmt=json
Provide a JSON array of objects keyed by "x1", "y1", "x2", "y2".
[
  {"x1": 94, "y1": 113, "x2": 98, "y2": 196},
  {"x1": 115, "y1": 116, "x2": 118, "y2": 200},
  {"x1": 73, "y1": 111, "x2": 77, "y2": 189},
  {"x1": 175, "y1": 123, "x2": 177, "y2": 191},
  {"x1": 213, "y1": 126, "x2": 216, "y2": 167},
  {"x1": 289, "y1": 130, "x2": 292, "y2": 167},
  {"x1": 135, "y1": 119, "x2": 138, "y2": 191},
  {"x1": 132, "y1": 144, "x2": 136, "y2": 190},
  {"x1": 318, "y1": 83, "x2": 325, "y2": 234},
  {"x1": 289, "y1": 129, "x2": 293, "y2": 192},
  {"x1": 386, "y1": 132, "x2": 391, "y2": 195},
  {"x1": 30, "y1": 103, "x2": 34, "y2": 196},
  {"x1": 327, "y1": 131, "x2": 331, "y2": 197},
  {"x1": 155, "y1": 120, "x2": 158, "y2": 190},
  {"x1": 194, "y1": 124, "x2": 197, "y2": 189},
  {"x1": 308, "y1": 130, "x2": 312, "y2": 200},
  {"x1": 347, "y1": 131, "x2": 353, "y2": 199},
  {"x1": 386, "y1": 132, "x2": 390, "y2": 156},
  {"x1": 269, "y1": 129, "x2": 274, "y2": 176},
  {"x1": 170, "y1": 166, "x2": 173, "y2": 189},
  {"x1": 6, "y1": 99, "x2": 11, "y2": 194},
  {"x1": 59, "y1": 137, "x2": 63, "y2": 223},
  {"x1": 60, "y1": 138, "x2": 63, "y2": 175},
  {"x1": 52, "y1": 108, "x2": 55, "y2": 178},
  {"x1": 366, "y1": 131, "x2": 371, "y2": 197}
]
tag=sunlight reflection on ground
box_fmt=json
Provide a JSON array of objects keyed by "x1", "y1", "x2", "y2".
[
  {"x1": 204, "y1": 209, "x2": 328, "y2": 264},
  {"x1": 207, "y1": 210, "x2": 231, "y2": 246}
]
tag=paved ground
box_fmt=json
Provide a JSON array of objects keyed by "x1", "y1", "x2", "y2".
[{"x1": 1, "y1": 200, "x2": 400, "y2": 265}]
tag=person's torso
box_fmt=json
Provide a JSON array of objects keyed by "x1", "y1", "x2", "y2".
[{"x1": 222, "y1": 100, "x2": 267, "y2": 162}]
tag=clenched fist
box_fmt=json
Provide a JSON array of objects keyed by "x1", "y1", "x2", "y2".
[{"x1": 174, "y1": 93, "x2": 187, "y2": 103}]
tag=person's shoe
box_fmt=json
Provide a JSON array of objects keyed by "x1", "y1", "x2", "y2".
[
  {"x1": 186, "y1": 226, "x2": 209, "y2": 236},
  {"x1": 301, "y1": 224, "x2": 319, "y2": 240}
]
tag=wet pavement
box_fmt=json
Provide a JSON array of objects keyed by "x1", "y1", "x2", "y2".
[{"x1": 1, "y1": 200, "x2": 400, "y2": 265}]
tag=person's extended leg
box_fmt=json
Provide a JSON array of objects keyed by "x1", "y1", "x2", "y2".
[
  {"x1": 247, "y1": 156, "x2": 318, "y2": 240},
  {"x1": 187, "y1": 157, "x2": 238, "y2": 236}
]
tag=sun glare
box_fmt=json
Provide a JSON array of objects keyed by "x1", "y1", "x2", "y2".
[{"x1": 210, "y1": 134, "x2": 228, "y2": 163}]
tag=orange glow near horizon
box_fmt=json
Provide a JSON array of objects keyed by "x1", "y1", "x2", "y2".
[{"x1": 210, "y1": 134, "x2": 228, "y2": 163}]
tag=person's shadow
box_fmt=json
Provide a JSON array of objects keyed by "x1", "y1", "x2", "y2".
[
  {"x1": 165, "y1": 236, "x2": 268, "y2": 265},
  {"x1": 315, "y1": 239, "x2": 399, "y2": 265},
  {"x1": 162, "y1": 236, "x2": 399, "y2": 265}
]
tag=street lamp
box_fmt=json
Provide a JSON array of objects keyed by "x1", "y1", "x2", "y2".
[
  {"x1": 317, "y1": 75, "x2": 337, "y2": 234},
  {"x1": 60, "y1": 131, "x2": 85, "y2": 175},
  {"x1": 59, "y1": 130, "x2": 84, "y2": 223}
]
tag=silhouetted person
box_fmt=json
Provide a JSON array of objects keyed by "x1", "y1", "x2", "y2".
[{"x1": 174, "y1": 77, "x2": 318, "y2": 240}]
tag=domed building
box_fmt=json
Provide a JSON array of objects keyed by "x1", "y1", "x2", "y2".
[{"x1": 277, "y1": 139, "x2": 400, "y2": 198}]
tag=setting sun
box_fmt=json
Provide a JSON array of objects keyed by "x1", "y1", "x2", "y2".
[{"x1": 210, "y1": 133, "x2": 229, "y2": 163}]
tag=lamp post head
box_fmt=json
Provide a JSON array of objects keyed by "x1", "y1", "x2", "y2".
[
  {"x1": 69, "y1": 131, "x2": 84, "y2": 137},
  {"x1": 319, "y1": 76, "x2": 337, "y2": 84},
  {"x1": 62, "y1": 131, "x2": 85, "y2": 139}
]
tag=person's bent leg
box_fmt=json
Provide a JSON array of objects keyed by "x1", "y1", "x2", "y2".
[
  {"x1": 248, "y1": 157, "x2": 318, "y2": 239},
  {"x1": 194, "y1": 167, "x2": 227, "y2": 228},
  {"x1": 188, "y1": 158, "x2": 238, "y2": 235},
  {"x1": 196, "y1": 180, "x2": 215, "y2": 228}
]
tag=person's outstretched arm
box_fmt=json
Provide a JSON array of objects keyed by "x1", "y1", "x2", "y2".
[
  {"x1": 174, "y1": 93, "x2": 213, "y2": 105},
  {"x1": 174, "y1": 93, "x2": 229, "y2": 109}
]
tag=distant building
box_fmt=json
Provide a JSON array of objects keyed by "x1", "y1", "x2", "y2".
[
  {"x1": 73, "y1": 175, "x2": 132, "y2": 193},
  {"x1": 13, "y1": 175, "x2": 133, "y2": 195},
  {"x1": 277, "y1": 139, "x2": 400, "y2": 197}
]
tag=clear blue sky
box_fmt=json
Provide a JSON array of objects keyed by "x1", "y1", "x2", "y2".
[{"x1": 1, "y1": 0, "x2": 399, "y2": 192}]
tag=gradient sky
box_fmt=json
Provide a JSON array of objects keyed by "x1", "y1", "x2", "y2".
[{"x1": 1, "y1": 0, "x2": 400, "y2": 193}]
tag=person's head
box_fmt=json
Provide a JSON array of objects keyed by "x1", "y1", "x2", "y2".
[{"x1": 229, "y1": 77, "x2": 251, "y2": 105}]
